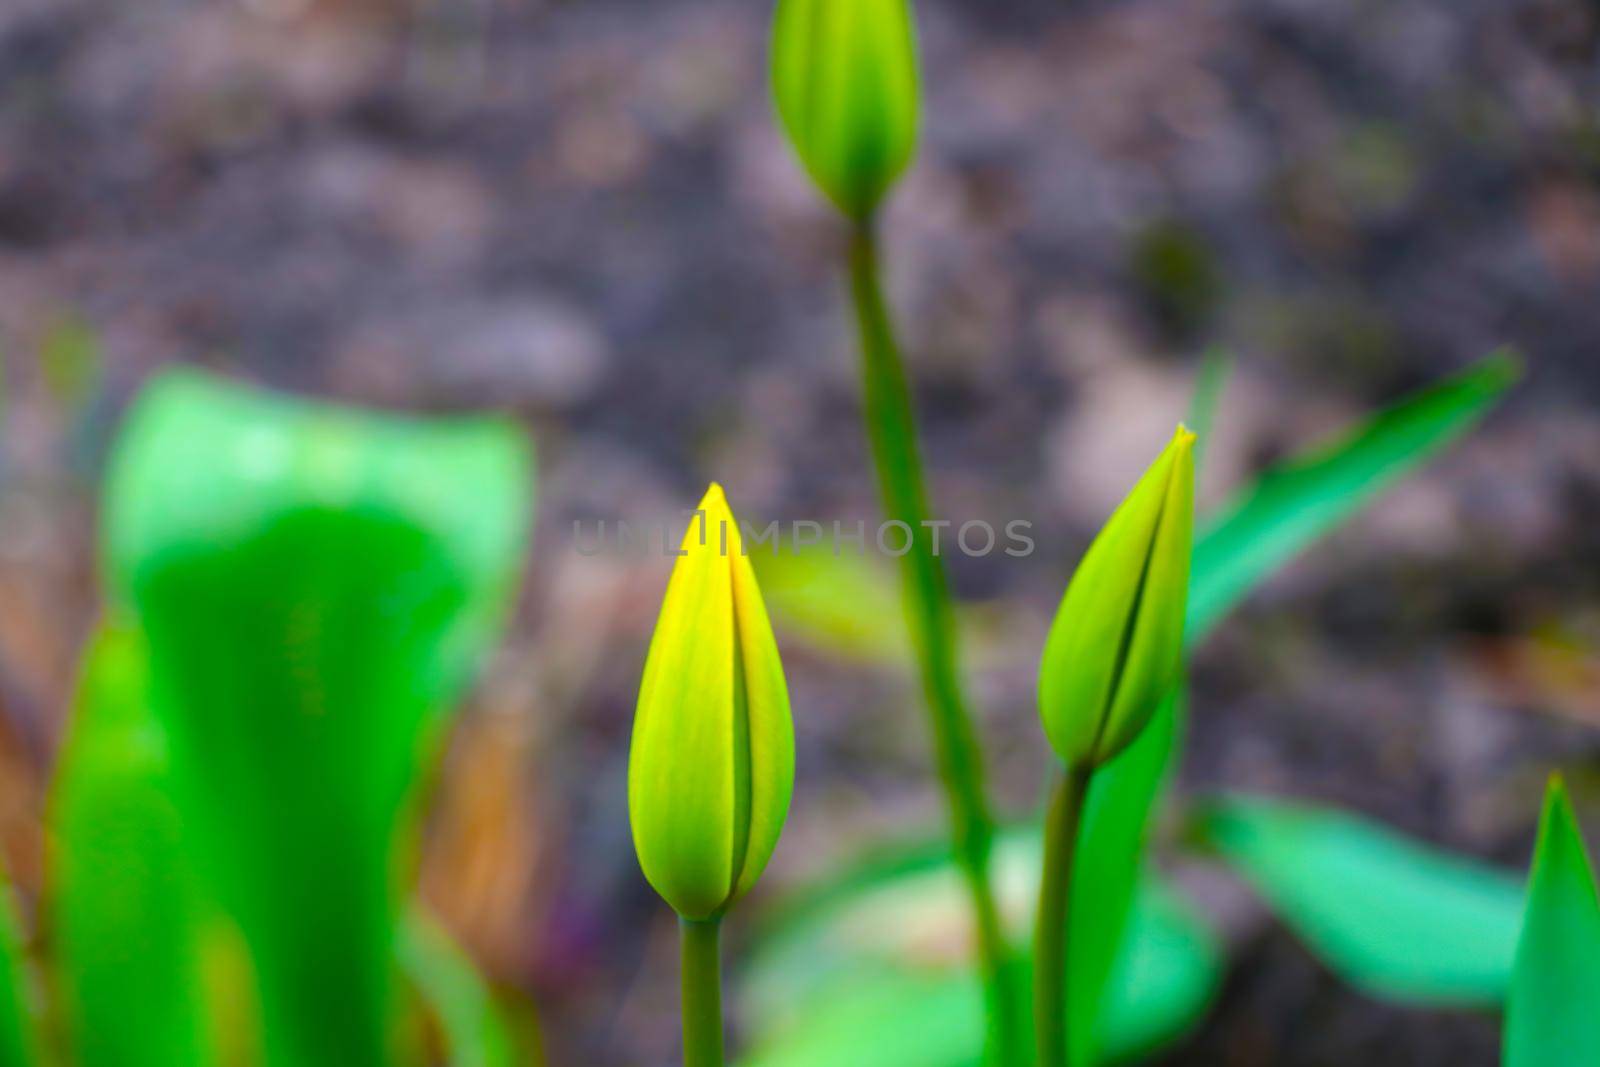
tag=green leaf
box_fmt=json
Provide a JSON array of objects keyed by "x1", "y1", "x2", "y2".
[
  {"x1": 1196, "y1": 793, "x2": 1524, "y2": 1005},
  {"x1": 1189, "y1": 352, "x2": 1519, "y2": 639},
  {"x1": 54, "y1": 617, "x2": 529, "y2": 1067},
  {"x1": 0, "y1": 873, "x2": 39, "y2": 1067},
  {"x1": 741, "y1": 834, "x2": 1221, "y2": 1067},
  {"x1": 1504, "y1": 776, "x2": 1600, "y2": 1067},
  {"x1": 399, "y1": 909, "x2": 519, "y2": 1067},
  {"x1": 754, "y1": 543, "x2": 909, "y2": 665},
  {"x1": 1185, "y1": 346, "x2": 1231, "y2": 475},
  {"x1": 770, "y1": 0, "x2": 920, "y2": 220},
  {"x1": 1063, "y1": 688, "x2": 1182, "y2": 1066},
  {"x1": 50, "y1": 619, "x2": 212, "y2": 1067},
  {"x1": 102, "y1": 369, "x2": 533, "y2": 1067}
]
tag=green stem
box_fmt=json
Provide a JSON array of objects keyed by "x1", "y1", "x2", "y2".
[
  {"x1": 847, "y1": 220, "x2": 1023, "y2": 1066},
  {"x1": 680, "y1": 918, "x2": 724, "y2": 1067},
  {"x1": 1034, "y1": 764, "x2": 1093, "y2": 1067}
]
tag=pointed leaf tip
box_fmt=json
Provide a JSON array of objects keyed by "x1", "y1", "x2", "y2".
[{"x1": 1505, "y1": 772, "x2": 1600, "y2": 1067}]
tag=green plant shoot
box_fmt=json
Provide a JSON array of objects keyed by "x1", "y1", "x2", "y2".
[
  {"x1": 1034, "y1": 427, "x2": 1195, "y2": 1067},
  {"x1": 770, "y1": 2, "x2": 1025, "y2": 1058}
]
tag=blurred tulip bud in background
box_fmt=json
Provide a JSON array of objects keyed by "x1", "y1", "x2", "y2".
[
  {"x1": 771, "y1": 0, "x2": 920, "y2": 222},
  {"x1": 630, "y1": 484, "x2": 795, "y2": 921},
  {"x1": 1039, "y1": 427, "x2": 1196, "y2": 770}
]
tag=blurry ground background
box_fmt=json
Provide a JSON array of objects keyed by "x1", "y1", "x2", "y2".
[{"x1": 1, "y1": 0, "x2": 1598, "y2": 1063}]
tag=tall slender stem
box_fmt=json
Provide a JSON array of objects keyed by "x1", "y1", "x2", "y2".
[
  {"x1": 847, "y1": 219, "x2": 1024, "y2": 1067},
  {"x1": 1035, "y1": 764, "x2": 1093, "y2": 1067},
  {"x1": 680, "y1": 918, "x2": 724, "y2": 1067}
]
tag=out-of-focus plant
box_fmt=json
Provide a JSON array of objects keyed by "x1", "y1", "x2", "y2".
[
  {"x1": 1033, "y1": 428, "x2": 1195, "y2": 1067},
  {"x1": 1195, "y1": 794, "x2": 1524, "y2": 1006},
  {"x1": 0, "y1": 874, "x2": 38, "y2": 1067},
  {"x1": 736, "y1": 353, "x2": 1518, "y2": 1067},
  {"x1": 770, "y1": 3, "x2": 1026, "y2": 1061},
  {"x1": 630, "y1": 485, "x2": 795, "y2": 1067},
  {"x1": 1503, "y1": 776, "x2": 1600, "y2": 1066},
  {"x1": 42, "y1": 368, "x2": 534, "y2": 1067}
]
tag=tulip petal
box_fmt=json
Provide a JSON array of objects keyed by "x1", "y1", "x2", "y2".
[{"x1": 731, "y1": 543, "x2": 795, "y2": 901}]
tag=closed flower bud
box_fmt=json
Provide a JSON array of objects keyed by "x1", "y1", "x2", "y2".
[
  {"x1": 629, "y1": 484, "x2": 795, "y2": 920},
  {"x1": 770, "y1": 0, "x2": 920, "y2": 222},
  {"x1": 1039, "y1": 427, "x2": 1196, "y2": 770}
]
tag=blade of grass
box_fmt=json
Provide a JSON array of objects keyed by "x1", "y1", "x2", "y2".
[
  {"x1": 1189, "y1": 352, "x2": 1519, "y2": 638},
  {"x1": 1185, "y1": 346, "x2": 1231, "y2": 474}
]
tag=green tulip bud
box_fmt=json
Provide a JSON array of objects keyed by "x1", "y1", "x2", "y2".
[
  {"x1": 1039, "y1": 427, "x2": 1196, "y2": 770},
  {"x1": 629, "y1": 484, "x2": 796, "y2": 921},
  {"x1": 770, "y1": 0, "x2": 920, "y2": 222}
]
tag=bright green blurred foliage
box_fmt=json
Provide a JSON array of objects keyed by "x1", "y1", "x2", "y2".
[
  {"x1": 771, "y1": 0, "x2": 920, "y2": 220},
  {"x1": 1198, "y1": 794, "x2": 1524, "y2": 1005},
  {"x1": 52, "y1": 620, "x2": 213, "y2": 1067},
  {"x1": 0, "y1": 874, "x2": 39, "y2": 1067},
  {"x1": 1504, "y1": 777, "x2": 1600, "y2": 1067},
  {"x1": 739, "y1": 828, "x2": 1220, "y2": 1067},
  {"x1": 61, "y1": 368, "x2": 536, "y2": 1067}
]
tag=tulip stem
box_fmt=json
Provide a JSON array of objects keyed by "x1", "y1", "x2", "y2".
[
  {"x1": 679, "y1": 917, "x2": 724, "y2": 1067},
  {"x1": 846, "y1": 219, "x2": 1024, "y2": 1067},
  {"x1": 1035, "y1": 763, "x2": 1094, "y2": 1067}
]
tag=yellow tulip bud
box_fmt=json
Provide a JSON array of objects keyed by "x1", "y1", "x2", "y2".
[
  {"x1": 629, "y1": 485, "x2": 795, "y2": 920},
  {"x1": 1039, "y1": 427, "x2": 1196, "y2": 770}
]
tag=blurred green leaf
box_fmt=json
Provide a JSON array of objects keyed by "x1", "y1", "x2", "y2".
[
  {"x1": 0, "y1": 873, "x2": 39, "y2": 1067},
  {"x1": 398, "y1": 910, "x2": 520, "y2": 1067},
  {"x1": 754, "y1": 542, "x2": 909, "y2": 664},
  {"x1": 51, "y1": 619, "x2": 212, "y2": 1067},
  {"x1": 103, "y1": 369, "x2": 533, "y2": 1067},
  {"x1": 1185, "y1": 347, "x2": 1231, "y2": 474},
  {"x1": 1504, "y1": 776, "x2": 1600, "y2": 1066},
  {"x1": 1063, "y1": 689, "x2": 1182, "y2": 1066},
  {"x1": 741, "y1": 847, "x2": 1219, "y2": 1067},
  {"x1": 1189, "y1": 352, "x2": 1519, "y2": 638},
  {"x1": 1196, "y1": 793, "x2": 1523, "y2": 1005},
  {"x1": 53, "y1": 618, "x2": 528, "y2": 1067}
]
